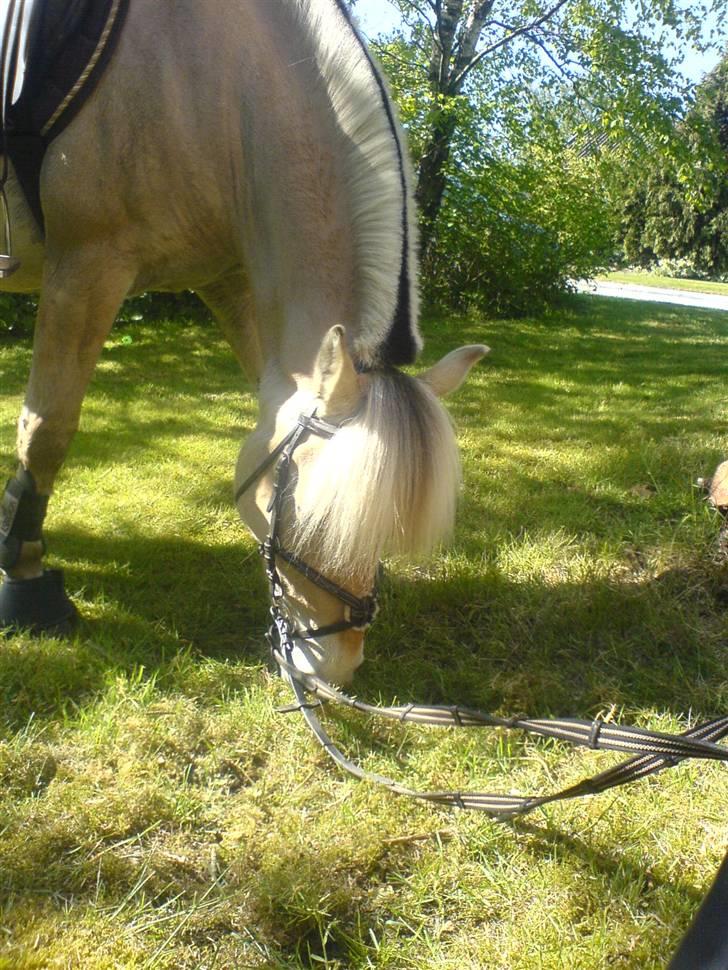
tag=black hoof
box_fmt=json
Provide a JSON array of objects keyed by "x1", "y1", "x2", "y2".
[{"x1": 0, "y1": 569, "x2": 78, "y2": 636}]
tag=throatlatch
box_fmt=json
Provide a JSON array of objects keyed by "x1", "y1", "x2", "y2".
[{"x1": 0, "y1": 466, "x2": 48, "y2": 571}]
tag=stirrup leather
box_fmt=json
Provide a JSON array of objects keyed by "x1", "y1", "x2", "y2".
[{"x1": 0, "y1": 0, "x2": 40, "y2": 277}]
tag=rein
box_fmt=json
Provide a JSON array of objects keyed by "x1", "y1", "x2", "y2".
[{"x1": 239, "y1": 410, "x2": 728, "y2": 820}]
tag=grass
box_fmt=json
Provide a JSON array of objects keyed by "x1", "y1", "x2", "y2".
[
  {"x1": 597, "y1": 269, "x2": 728, "y2": 296},
  {"x1": 0, "y1": 296, "x2": 727, "y2": 968}
]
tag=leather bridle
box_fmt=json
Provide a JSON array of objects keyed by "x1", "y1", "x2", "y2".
[{"x1": 235, "y1": 407, "x2": 378, "y2": 643}]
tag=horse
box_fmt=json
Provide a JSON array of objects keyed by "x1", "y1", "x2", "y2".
[{"x1": 0, "y1": 0, "x2": 486, "y2": 684}]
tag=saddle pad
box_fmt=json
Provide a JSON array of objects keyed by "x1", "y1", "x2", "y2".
[{"x1": 5, "y1": 0, "x2": 129, "y2": 232}]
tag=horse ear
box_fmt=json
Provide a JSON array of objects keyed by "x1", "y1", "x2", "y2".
[
  {"x1": 418, "y1": 344, "x2": 489, "y2": 398},
  {"x1": 315, "y1": 325, "x2": 361, "y2": 417}
]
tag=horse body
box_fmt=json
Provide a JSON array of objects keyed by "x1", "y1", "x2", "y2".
[
  {"x1": 5, "y1": 0, "x2": 419, "y2": 360},
  {"x1": 0, "y1": 0, "x2": 485, "y2": 682}
]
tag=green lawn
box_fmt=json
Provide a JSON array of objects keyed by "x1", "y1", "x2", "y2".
[
  {"x1": 1, "y1": 297, "x2": 727, "y2": 969},
  {"x1": 598, "y1": 269, "x2": 728, "y2": 296}
]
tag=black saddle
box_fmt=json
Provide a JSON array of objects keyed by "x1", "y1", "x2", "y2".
[{"x1": 0, "y1": 0, "x2": 128, "y2": 262}]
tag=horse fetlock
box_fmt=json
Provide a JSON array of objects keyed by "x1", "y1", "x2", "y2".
[
  {"x1": 6, "y1": 541, "x2": 45, "y2": 579},
  {"x1": 0, "y1": 469, "x2": 48, "y2": 574}
]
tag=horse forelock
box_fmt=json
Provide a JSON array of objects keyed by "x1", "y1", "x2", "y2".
[
  {"x1": 291, "y1": 370, "x2": 461, "y2": 582},
  {"x1": 291, "y1": 0, "x2": 421, "y2": 368}
]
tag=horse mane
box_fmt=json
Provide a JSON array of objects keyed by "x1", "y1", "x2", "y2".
[
  {"x1": 291, "y1": 370, "x2": 461, "y2": 581},
  {"x1": 291, "y1": 0, "x2": 421, "y2": 367}
]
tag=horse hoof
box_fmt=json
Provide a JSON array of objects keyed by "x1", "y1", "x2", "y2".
[{"x1": 0, "y1": 569, "x2": 78, "y2": 636}]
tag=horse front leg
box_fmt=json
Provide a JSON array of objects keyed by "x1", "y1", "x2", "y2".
[
  {"x1": 197, "y1": 271, "x2": 264, "y2": 380},
  {"x1": 0, "y1": 247, "x2": 133, "y2": 633}
]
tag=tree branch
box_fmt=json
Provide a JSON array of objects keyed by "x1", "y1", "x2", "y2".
[
  {"x1": 449, "y1": 0, "x2": 572, "y2": 91},
  {"x1": 370, "y1": 38, "x2": 429, "y2": 73},
  {"x1": 396, "y1": 0, "x2": 437, "y2": 32},
  {"x1": 523, "y1": 30, "x2": 574, "y2": 81},
  {"x1": 452, "y1": 0, "x2": 497, "y2": 78}
]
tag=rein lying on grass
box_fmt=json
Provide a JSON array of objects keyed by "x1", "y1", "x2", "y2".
[
  {"x1": 254, "y1": 413, "x2": 728, "y2": 820},
  {"x1": 271, "y1": 620, "x2": 728, "y2": 820}
]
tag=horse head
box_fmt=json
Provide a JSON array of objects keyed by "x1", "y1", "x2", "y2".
[{"x1": 235, "y1": 326, "x2": 487, "y2": 684}]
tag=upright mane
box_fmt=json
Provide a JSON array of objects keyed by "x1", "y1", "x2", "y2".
[
  {"x1": 291, "y1": 0, "x2": 421, "y2": 368},
  {"x1": 291, "y1": 370, "x2": 461, "y2": 581}
]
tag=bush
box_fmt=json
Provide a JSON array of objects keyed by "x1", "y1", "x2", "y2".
[
  {"x1": 424, "y1": 152, "x2": 617, "y2": 315},
  {"x1": 0, "y1": 290, "x2": 210, "y2": 339},
  {"x1": 0, "y1": 293, "x2": 37, "y2": 337}
]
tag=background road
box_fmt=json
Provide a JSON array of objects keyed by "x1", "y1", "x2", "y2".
[{"x1": 575, "y1": 279, "x2": 728, "y2": 312}]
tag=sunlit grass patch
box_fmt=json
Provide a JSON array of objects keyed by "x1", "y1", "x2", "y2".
[{"x1": 0, "y1": 300, "x2": 727, "y2": 967}]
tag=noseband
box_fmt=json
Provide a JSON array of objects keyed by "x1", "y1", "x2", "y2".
[{"x1": 235, "y1": 408, "x2": 378, "y2": 648}]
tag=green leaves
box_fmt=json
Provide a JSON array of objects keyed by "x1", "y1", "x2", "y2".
[
  {"x1": 371, "y1": 0, "x2": 727, "y2": 310},
  {"x1": 619, "y1": 52, "x2": 728, "y2": 278}
]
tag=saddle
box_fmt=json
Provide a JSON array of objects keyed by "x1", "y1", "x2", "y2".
[{"x1": 0, "y1": 0, "x2": 128, "y2": 275}]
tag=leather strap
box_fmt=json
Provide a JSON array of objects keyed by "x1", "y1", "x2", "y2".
[
  {"x1": 237, "y1": 408, "x2": 379, "y2": 635},
  {"x1": 234, "y1": 424, "x2": 300, "y2": 504}
]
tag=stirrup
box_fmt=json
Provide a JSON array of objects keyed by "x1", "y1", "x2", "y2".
[
  {"x1": 0, "y1": 252, "x2": 20, "y2": 277},
  {"x1": 0, "y1": 134, "x2": 20, "y2": 277},
  {"x1": 0, "y1": 183, "x2": 19, "y2": 276}
]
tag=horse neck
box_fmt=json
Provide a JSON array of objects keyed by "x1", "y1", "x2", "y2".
[{"x1": 240, "y1": 0, "x2": 419, "y2": 376}]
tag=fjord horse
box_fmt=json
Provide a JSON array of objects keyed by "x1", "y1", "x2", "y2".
[{"x1": 0, "y1": 0, "x2": 485, "y2": 683}]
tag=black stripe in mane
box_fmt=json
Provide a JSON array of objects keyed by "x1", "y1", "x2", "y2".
[{"x1": 332, "y1": 0, "x2": 418, "y2": 367}]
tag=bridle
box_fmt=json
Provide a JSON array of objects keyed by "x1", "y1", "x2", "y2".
[
  {"x1": 235, "y1": 406, "x2": 378, "y2": 642},
  {"x1": 236, "y1": 410, "x2": 728, "y2": 820}
]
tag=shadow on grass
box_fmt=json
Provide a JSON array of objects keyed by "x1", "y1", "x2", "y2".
[
  {"x1": 0, "y1": 303, "x2": 726, "y2": 964},
  {"x1": 0, "y1": 531, "x2": 724, "y2": 967},
  {"x1": 0, "y1": 527, "x2": 271, "y2": 729},
  {"x1": 364, "y1": 558, "x2": 728, "y2": 716},
  {"x1": 1, "y1": 518, "x2": 725, "y2": 730},
  {"x1": 440, "y1": 296, "x2": 728, "y2": 444}
]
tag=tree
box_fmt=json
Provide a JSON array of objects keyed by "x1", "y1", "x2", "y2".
[
  {"x1": 371, "y1": 0, "x2": 725, "y2": 258},
  {"x1": 621, "y1": 50, "x2": 728, "y2": 277},
  {"x1": 412, "y1": 0, "x2": 571, "y2": 239}
]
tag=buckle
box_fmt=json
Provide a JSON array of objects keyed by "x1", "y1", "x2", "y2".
[{"x1": 349, "y1": 596, "x2": 378, "y2": 630}]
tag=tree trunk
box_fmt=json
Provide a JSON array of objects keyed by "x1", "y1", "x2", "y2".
[
  {"x1": 413, "y1": 0, "x2": 567, "y2": 260},
  {"x1": 415, "y1": 112, "x2": 458, "y2": 253},
  {"x1": 415, "y1": 1, "x2": 495, "y2": 259}
]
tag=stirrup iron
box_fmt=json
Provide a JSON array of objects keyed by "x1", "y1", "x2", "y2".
[{"x1": 0, "y1": 178, "x2": 20, "y2": 278}]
